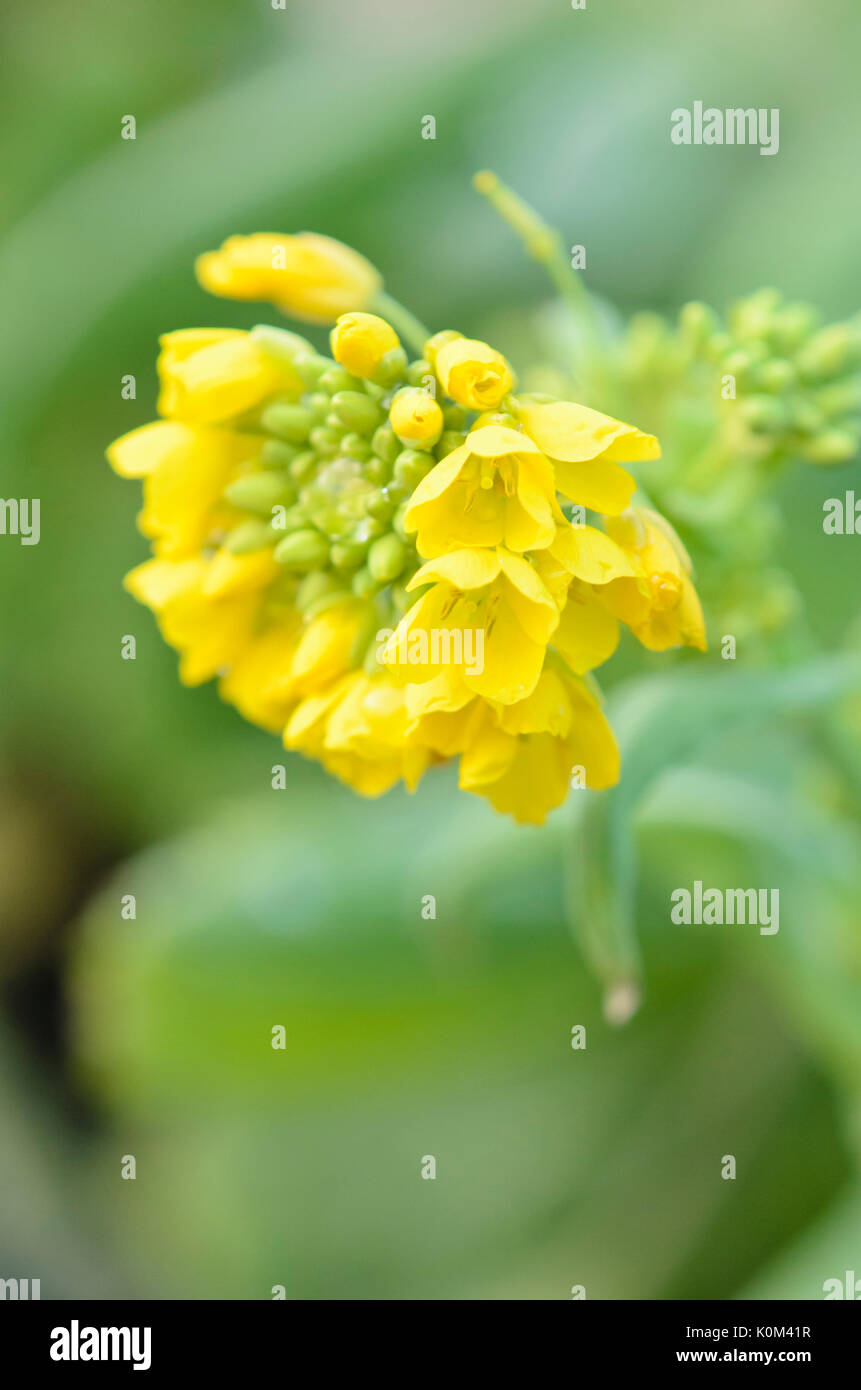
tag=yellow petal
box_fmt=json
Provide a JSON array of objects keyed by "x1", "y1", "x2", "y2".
[
  {"x1": 551, "y1": 522, "x2": 636, "y2": 585},
  {"x1": 496, "y1": 668, "x2": 572, "y2": 736},
  {"x1": 200, "y1": 547, "x2": 280, "y2": 598},
  {"x1": 196, "y1": 233, "x2": 381, "y2": 325},
  {"x1": 497, "y1": 550, "x2": 558, "y2": 644},
  {"x1": 107, "y1": 421, "x2": 195, "y2": 478},
  {"x1": 551, "y1": 457, "x2": 637, "y2": 515},
  {"x1": 554, "y1": 585, "x2": 620, "y2": 673},
  {"x1": 466, "y1": 600, "x2": 546, "y2": 705},
  {"x1": 458, "y1": 721, "x2": 516, "y2": 789},
  {"x1": 409, "y1": 548, "x2": 501, "y2": 593},
  {"x1": 515, "y1": 396, "x2": 660, "y2": 464}
]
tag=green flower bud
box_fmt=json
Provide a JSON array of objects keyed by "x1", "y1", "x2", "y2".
[
  {"x1": 330, "y1": 538, "x2": 369, "y2": 572},
  {"x1": 722, "y1": 349, "x2": 754, "y2": 386},
  {"x1": 739, "y1": 395, "x2": 789, "y2": 434},
  {"x1": 390, "y1": 581, "x2": 416, "y2": 614},
  {"x1": 289, "y1": 450, "x2": 318, "y2": 484},
  {"x1": 351, "y1": 515, "x2": 386, "y2": 544},
  {"x1": 319, "y1": 366, "x2": 361, "y2": 395},
  {"x1": 799, "y1": 429, "x2": 860, "y2": 465},
  {"x1": 260, "y1": 438, "x2": 299, "y2": 469},
  {"x1": 273, "y1": 528, "x2": 329, "y2": 570},
  {"x1": 340, "y1": 432, "x2": 372, "y2": 461},
  {"x1": 705, "y1": 332, "x2": 732, "y2": 362},
  {"x1": 754, "y1": 359, "x2": 796, "y2": 393},
  {"x1": 330, "y1": 389, "x2": 384, "y2": 434},
  {"x1": 290, "y1": 353, "x2": 333, "y2": 387},
  {"x1": 273, "y1": 504, "x2": 310, "y2": 535},
  {"x1": 296, "y1": 571, "x2": 350, "y2": 617},
  {"x1": 367, "y1": 488, "x2": 396, "y2": 521},
  {"x1": 224, "y1": 472, "x2": 296, "y2": 514},
  {"x1": 679, "y1": 301, "x2": 720, "y2": 349},
  {"x1": 372, "y1": 346, "x2": 409, "y2": 388},
  {"x1": 406, "y1": 359, "x2": 433, "y2": 387},
  {"x1": 261, "y1": 402, "x2": 315, "y2": 442},
  {"x1": 769, "y1": 303, "x2": 820, "y2": 354},
  {"x1": 789, "y1": 401, "x2": 825, "y2": 436},
  {"x1": 370, "y1": 424, "x2": 401, "y2": 466},
  {"x1": 250, "y1": 324, "x2": 314, "y2": 365},
  {"x1": 351, "y1": 565, "x2": 382, "y2": 599},
  {"x1": 729, "y1": 289, "x2": 781, "y2": 341},
  {"x1": 796, "y1": 325, "x2": 861, "y2": 382},
  {"x1": 364, "y1": 455, "x2": 392, "y2": 484},
  {"x1": 308, "y1": 391, "x2": 332, "y2": 422},
  {"x1": 442, "y1": 403, "x2": 468, "y2": 430},
  {"x1": 437, "y1": 430, "x2": 467, "y2": 457},
  {"x1": 393, "y1": 448, "x2": 434, "y2": 489},
  {"x1": 224, "y1": 520, "x2": 276, "y2": 554},
  {"x1": 391, "y1": 502, "x2": 411, "y2": 540},
  {"x1": 382, "y1": 479, "x2": 410, "y2": 508},
  {"x1": 309, "y1": 425, "x2": 343, "y2": 456},
  {"x1": 814, "y1": 379, "x2": 861, "y2": 417}
]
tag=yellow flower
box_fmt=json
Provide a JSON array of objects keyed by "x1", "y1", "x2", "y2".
[
  {"x1": 195, "y1": 233, "x2": 382, "y2": 324},
  {"x1": 107, "y1": 242, "x2": 706, "y2": 825},
  {"x1": 157, "y1": 329, "x2": 303, "y2": 425},
  {"x1": 602, "y1": 508, "x2": 707, "y2": 652},
  {"x1": 403, "y1": 425, "x2": 559, "y2": 555},
  {"x1": 388, "y1": 387, "x2": 444, "y2": 447},
  {"x1": 412, "y1": 666, "x2": 619, "y2": 824},
  {"x1": 286, "y1": 672, "x2": 429, "y2": 796},
  {"x1": 218, "y1": 613, "x2": 303, "y2": 733},
  {"x1": 514, "y1": 395, "x2": 660, "y2": 514},
  {"x1": 434, "y1": 337, "x2": 514, "y2": 410},
  {"x1": 383, "y1": 547, "x2": 558, "y2": 705},
  {"x1": 124, "y1": 553, "x2": 273, "y2": 687},
  {"x1": 331, "y1": 312, "x2": 400, "y2": 379},
  {"x1": 108, "y1": 420, "x2": 260, "y2": 558},
  {"x1": 287, "y1": 598, "x2": 375, "y2": 698}
]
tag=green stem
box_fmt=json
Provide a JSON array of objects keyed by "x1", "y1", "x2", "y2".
[
  {"x1": 372, "y1": 291, "x2": 431, "y2": 358},
  {"x1": 473, "y1": 170, "x2": 603, "y2": 340}
]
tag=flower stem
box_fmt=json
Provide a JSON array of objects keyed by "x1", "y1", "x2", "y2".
[
  {"x1": 473, "y1": 170, "x2": 602, "y2": 338},
  {"x1": 372, "y1": 291, "x2": 431, "y2": 358}
]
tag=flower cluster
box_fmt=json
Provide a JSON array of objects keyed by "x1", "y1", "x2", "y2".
[{"x1": 107, "y1": 233, "x2": 705, "y2": 823}]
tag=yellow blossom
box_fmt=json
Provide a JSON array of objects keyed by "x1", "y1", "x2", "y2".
[
  {"x1": 412, "y1": 666, "x2": 619, "y2": 824},
  {"x1": 388, "y1": 387, "x2": 444, "y2": 447},
  {"x1": 195, "y1": 233, "x2": 382, "y2": 324},
  {"x1": 602, "y1": 508, "x2": 707, "y2": 652},
  {"x1": 123, "y1": 554, "x2": 270, "y2": 687},
  {"x1": 157, "y1": 329, "x2": 303, "y2": 425},
  {"x1": 331, "y1": 312, "x2": 400, "y2": 379},
  {"x1": 286, "y1": 672, "x2": 429, "y2": 796},
  {"x1": 514, "y1": 395, "x2": 660, "y2": 514},
  {"x1": 434, "y1": 337, "x2": 514, "y2": 410},
  {"x1": 383, "y1": 547, "x2": 558, "y2": 705},
  {"x1": 403, "y1": 425, "x2": 559, "y2": 555},
  {"x1": 108, "y1": 420, "x2": 260, "y2": 558}
]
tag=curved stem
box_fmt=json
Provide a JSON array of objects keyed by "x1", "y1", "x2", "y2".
[
  {"x1": 372, "y1": 291, "x2": 431, "y2": 358},
  {"x1": 473, "y1": 170, "x2": 604, "y2": 342}
]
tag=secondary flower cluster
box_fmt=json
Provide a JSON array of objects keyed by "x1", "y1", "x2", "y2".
[{"x1": 107, "y1": 233, "x2": 705, "y2": 823}]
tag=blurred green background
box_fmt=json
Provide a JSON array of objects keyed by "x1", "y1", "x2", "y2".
[{"x1": 2, "y1": 0, "x2": 861, "y2": 1299}]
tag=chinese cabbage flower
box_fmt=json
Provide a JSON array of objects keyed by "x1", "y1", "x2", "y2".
[{"x1": 107, "y1": 236, "x2": 705, "y2": 824}]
